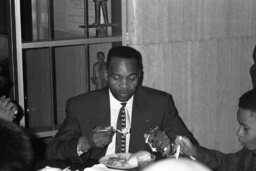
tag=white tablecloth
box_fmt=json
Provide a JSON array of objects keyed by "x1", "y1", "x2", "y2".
[
  {"x1": 84, "y1": 164, "x2": 124, "y2": 171},
  {"x1": 38, "y1": 166, "x2": 71, "y2": 171},
  {"x1": 39, "y1": 164, "x2": 124, "y2": 171}
]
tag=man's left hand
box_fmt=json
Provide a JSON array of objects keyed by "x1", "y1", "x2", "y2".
[{"x1": 144, "y1": 130, "x2": 170, "y2": 154}]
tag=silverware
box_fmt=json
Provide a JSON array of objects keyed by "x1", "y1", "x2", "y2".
[
  {"x1": 174, "y1": 144, "x2": 180, "y2": 159},
  {"x1": 98, "y1": 127, "x2": 129, "y2": 135}
]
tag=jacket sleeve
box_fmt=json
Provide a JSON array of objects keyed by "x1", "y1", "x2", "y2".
[
  {"x1": 195, "y1": 146, "x2": 242, "y2": 170},
  {"x1": 164, "y1": 95, "x2": 199, "y2": 145},
  {"x1": 45, "y1": 99, "x2": 90, "y2": 163}
]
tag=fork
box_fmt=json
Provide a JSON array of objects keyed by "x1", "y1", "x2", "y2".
[{"x1": 98, "y1": 127, "x2": 128, "y2": 134}]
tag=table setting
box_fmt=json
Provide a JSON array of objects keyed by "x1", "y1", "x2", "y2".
[
  {"x1": 37, "y1": 126, "x2": 190, "y2": 171},
  {"x1": 37, "y1": 143, "x2": 183, "y2": 171},
  {"x1": 37, "y1": 150, "x2": 155, "y2": 171}
]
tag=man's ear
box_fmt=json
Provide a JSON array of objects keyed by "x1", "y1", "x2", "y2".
[
  {"x1": 106, "y1": 71, "x2": 108, "y2": 80},
  {"x1": 138, "y1": 70, "x2": 142, "y2": 78},
  {"x1": 138, "y1": 70, "x2": 144, "y2": 85}
]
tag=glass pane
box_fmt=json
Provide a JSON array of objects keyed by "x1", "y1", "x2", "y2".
[
  {"x1": 0, "y1": 1, "x2": 10, "y2": 97},
  {"x1": 21, "y1": 0, "x2": 122, "y2": 42},
  {"x1": 0, "y1": 0, "x2": 17, "y2": 105},
  {"x1": 21, "y1": 0, "x2": 50, "y2": 41},
  {"x1": 54, "y1": 0, "x2": 122, "y2": 39},
  {"x1": 80, "y1": 0, "x2": 122, "y2": 38},
  {"x1": 0, "y1": 0, "x2": 8, "y2": 35},
  {"x1": 23, "y1": 45, "x2": 89, "y2": 130},
  {"x1": 53, "y1": 0, "x2": 85, "y2": 39}
]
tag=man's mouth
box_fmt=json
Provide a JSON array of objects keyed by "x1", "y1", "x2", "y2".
[
  {"x1": 119, "y1": 90, "x2": 129, "y2": 95},
  {"x1": 239, "y1": 139, "x2": 246, "y2": 146}
]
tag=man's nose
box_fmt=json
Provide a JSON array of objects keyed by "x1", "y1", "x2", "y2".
[
  {"x1": 236, "y1": 126, "x2": 243, "y2": 137},
  {"x1": 120, "y1": 78, "x2": 129, "y2": 88}
]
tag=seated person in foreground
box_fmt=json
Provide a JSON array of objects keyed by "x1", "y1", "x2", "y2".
[
  {"x1": 46, "y1": 46, "x2": 198, "y2": 164},
  {"x1": 175, "y1": 89, "x2": 256, "y2": 171},
  {"x1": 0, "y1": 95, "x2": 18, "y2": 122},
  {"x1": 0, "y1": 118, "x2": 34, "y2": 171},
  {"x1": 142, "y1": 158, "x2": 210, "y2": 171},
  {"x1": 0, "y1": 64, "x2": 20, "y2": 122}
]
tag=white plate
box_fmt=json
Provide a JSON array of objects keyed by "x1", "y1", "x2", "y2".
[{"x1": 99, "y1": 153, "x2": 138, "y2": 170}]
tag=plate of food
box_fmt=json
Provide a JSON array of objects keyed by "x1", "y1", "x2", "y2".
[
  {"x1": 99, "y1": 151, "x2": 155, "y2": 170},
  {"x1": 99, "y1": 153, "x2": 137, "y2": 169}
]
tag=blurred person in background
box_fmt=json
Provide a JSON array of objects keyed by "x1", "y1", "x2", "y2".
[
  {"x1": 0, "y1": 63, "x2": 19, "y2": 122},
  {"x1": 0, "y1": 118, "x2": 34, "y2": 171}
]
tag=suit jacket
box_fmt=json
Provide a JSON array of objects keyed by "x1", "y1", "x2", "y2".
[
  {"x1": 46, "y1": 86, "x2": 197, "y2": 163},
  {"x1": 196, "y1": 146, "x2": 256, "y2": 171}
]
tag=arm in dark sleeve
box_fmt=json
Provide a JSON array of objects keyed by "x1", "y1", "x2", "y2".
[
  {"x1": 196, "y1": 146, "x2": 242, "y2": 170},
  {"x1": 45, "y1": 100, "x2": 91, "y2": 163},
  {"x1": 163, "y1": 95, "x2": 199, "y2": 145}
]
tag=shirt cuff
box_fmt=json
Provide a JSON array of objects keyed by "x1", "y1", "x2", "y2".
[{"x1": 77, "y1": 142, "x2": 84, "y2": 156}]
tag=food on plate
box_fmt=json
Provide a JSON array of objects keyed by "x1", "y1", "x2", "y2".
[
  {"x1": 100, "y1": 153, "x2": 133, "y2": 168},
  {"x1": 105, "y1": 156, "x2": 128, "y2": 167},
  {"x1": 99, "y1": 151, "x2": 155, "y2": 169},
  {"x1": 126, "y1": 151, "x2": 154, "y2": 167}
]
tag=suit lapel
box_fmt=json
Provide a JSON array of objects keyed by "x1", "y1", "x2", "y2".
[
  {"x1": 97, "y1": 88, "x2": 111, "y2": 127},
  {"x1": 129, "y1": 88, "x2": 152, "y2": 152},
  {"x1": 93, "y1": 88, "x2": 111, "y2": 156}
]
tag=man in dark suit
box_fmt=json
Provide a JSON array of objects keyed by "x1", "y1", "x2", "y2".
[{"x1": 46, "y1": 46, "x2": 197, "y2": 164}]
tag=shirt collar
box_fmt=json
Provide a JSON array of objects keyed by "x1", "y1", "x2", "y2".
[{"x1": 109, "y1": 89, "x2": 134, "y2": 109}]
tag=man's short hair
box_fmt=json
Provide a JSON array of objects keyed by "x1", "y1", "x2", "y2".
[
  {"x1": 107, "y1": 46, "x2": 143, "y2": 71},
  {"x1": 97, "y1": 51, "x2": 105, "y2": 57},
  {"x1": 0, "y1": 119, "x2": 33, "y2": 171},
  {"x1": 239, "y1": 89, "x2": 256, "y2": 112}
]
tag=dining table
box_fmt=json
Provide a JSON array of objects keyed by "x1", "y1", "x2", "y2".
[
  {"x1": 35, "y1": 159, "x2": 94, "y2": 171},
  {"x1": 35, "y1": 159, "x2": 140, "y2": 171}
]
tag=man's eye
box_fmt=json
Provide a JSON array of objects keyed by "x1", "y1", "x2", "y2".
[
  {"x1": 129, "y1": 75, "x2": 137, "y2": 81},
  {"x1": 112, "y1": 75, "x2": 119, "y2": 80},
  {"x1": 243, "y1": 127, "x2": 249, "y2": 131}
]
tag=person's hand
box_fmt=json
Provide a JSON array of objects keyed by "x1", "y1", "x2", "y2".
[
  {"x1": 144, "y1": 129, "x2": 170, "y2": 154},
  {"x1": 78, "y1": 126, "x2": 114, "y2": 153},
  {"x1": 175, "y1": 136, "x2": 197, "y2": 157},
  {"x1": 89, "y1": 126, "x2": 114, "y2": 148},
  {"x1": 0, "y1": 96, "x2": 18, "y2": 122}
]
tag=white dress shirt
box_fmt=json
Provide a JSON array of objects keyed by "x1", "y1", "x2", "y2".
[{"x1": 105, "y1": 90, "x2": 133, "y2": 155}]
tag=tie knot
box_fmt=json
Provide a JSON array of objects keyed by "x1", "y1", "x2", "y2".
[{"x1": 121, "y1": 102, "x2": 127, "y2": 107}]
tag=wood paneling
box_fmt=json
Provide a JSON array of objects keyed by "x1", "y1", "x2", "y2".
[
  {"x1": 127, "y1": 0, "x2": 256, "y2": 152},
  {"x1": 55, "y1": 45, "x2": 88, "y2": 124},
  {"x1": 24, "y1": 46, "x2": 89, "y2": 128},
  {"x1": 24, "y1": 48, "x2": 52, "y2": 128}
]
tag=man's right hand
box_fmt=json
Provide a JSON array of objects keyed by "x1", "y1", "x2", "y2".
[
  {"x1": 78, "y1": 126, "x2": 114, "y2": 153},
  {"x1": 89, "y1": 126, "x2": 114, "y2": 148},
  {"x1": 175, "y1": 136, "x2": 197, "y2": 157}
]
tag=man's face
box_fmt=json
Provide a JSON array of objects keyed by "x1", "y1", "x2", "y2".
[
  {"x1": 236, "y1": 108, "x2": 256, "y2": 150},
  {"x1": 97, "y1": 53, "x2": 105, "y2": 61},
  {"x1": 107, "y1": 57, "x2": 140, "y2": 102}
]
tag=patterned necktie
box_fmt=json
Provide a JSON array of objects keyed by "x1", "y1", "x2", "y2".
[{"x1": 115, "y1": 102, "x2": 127, "y2": 153}]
